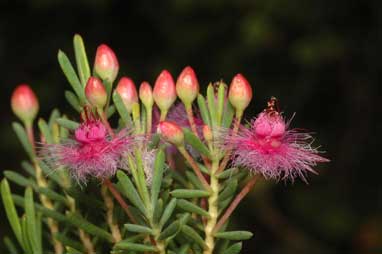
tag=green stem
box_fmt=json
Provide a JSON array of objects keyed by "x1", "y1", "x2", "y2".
[{"x1": 203, "y1": 160, "x2": 219, "y2": 254}]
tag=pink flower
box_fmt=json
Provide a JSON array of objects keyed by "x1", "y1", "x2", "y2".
[
  {"x1": 42, "y1": 120, "x2": 133, "y2": 182},
  {"x1": 226, "y1": 99, "x2": 329, "y2": 181}
]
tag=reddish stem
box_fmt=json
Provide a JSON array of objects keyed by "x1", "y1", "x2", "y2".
[
  {"x1": 185, "y1": 105, "x2": 211, "y2": 168},
  {"x1": 178, "y1": 146, "x2": 211, "y2": 191},
  {"x1": 103, "y1": 178, "x2": 137, "y2": 223},
  {"x1": 25, "y1": 122, "x2": 36, "y2": 154},
  {"x1": 213, "y1": 176, "x2": 257, "y2": 233}
]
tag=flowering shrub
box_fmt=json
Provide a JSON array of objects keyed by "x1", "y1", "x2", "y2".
[{"x1": 1, "y1": 34, "x2": 328, "y2": 254}]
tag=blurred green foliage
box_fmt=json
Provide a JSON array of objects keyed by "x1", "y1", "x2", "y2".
[{"x1": 0, "y1": 0, "x2": 380, "y2": 253}]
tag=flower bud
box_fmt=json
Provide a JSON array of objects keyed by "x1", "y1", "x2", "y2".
[
  {"x1": 11, "y1": 84, "x2": 39, "y2": 124},
  {"x1": 116, "y1": 77, "x2": 138, "y2": 113},
  {"x1": 153, "y1": 70, "x2": 177, "y2": 113},
  {"x1": 85, "y1": 77, "x2": 107, "y2": 108},
  {"x1": 139, "y1": 81, "x2": 154, "y2": 109},
  {"x1": 176, "y1": 66, "x2": 199, "y2": 105},
  {"x1": 228, "y1": 74, "x2": 252, "y2": 113},
  {"x1": 202, "y1": 125, "x2": 213, "y2": 143},
  {"x1": 157, "y1": 121, "x2": 184, "y2": 146},
  {"x1": 94, "y1": 44, "x2": 119, "y2": 83}
]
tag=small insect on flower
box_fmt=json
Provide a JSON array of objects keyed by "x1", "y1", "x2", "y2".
[
  {"x1": 41, "y1": 113, "x2": 134, "y2": 182},
  {"x1": 227, "y1": 97, "x2": 329, "y2": 182}
]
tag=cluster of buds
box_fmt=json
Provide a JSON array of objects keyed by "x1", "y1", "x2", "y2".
[{"x1": 6, "y1": 35, "x2": 328, "y2": 254}]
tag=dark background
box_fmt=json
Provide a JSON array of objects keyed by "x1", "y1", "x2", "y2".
[{"x1": 0, "y1": 0, "x2": 380, "y2": 253}]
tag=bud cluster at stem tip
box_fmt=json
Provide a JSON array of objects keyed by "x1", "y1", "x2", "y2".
[
  {"x1": 94, "y1": 44, "x2": 119, "y2": 83},
  {"x1": 228, "y1": 74, "x2": 253, "y2": 114},
  {"x1": 85, "y1": 77, "x2": 107, "y2": 108},
  {"x1": 116, "y1": 77, "x2": 138, "y2": 113},
  {"x1": 176, "y1": 66, "x2": 199, "y2": 106},
  {"x1": 11, "y1": 84, "x2": 39, "y2": 124}
]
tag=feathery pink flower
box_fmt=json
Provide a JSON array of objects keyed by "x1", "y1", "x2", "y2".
[
  {"x1": 227, "y1": 97, "x2": 328, "y2": 181},
  {"x1": 42, "y1": 119, "x2": 133, "y2": 182}
]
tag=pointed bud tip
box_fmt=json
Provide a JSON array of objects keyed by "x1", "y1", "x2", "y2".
[
  {"x1": 176, "y1": 66, "x2": 199, "y2": 105},
  {"x1": 153, "y1": 70, "x2": 177, "y2": 112},
  {"x1": 228, "y1": 73, "x2": 253, "y2": 112},
  {"x1": 94, "y1": 44, "x2": 119, "y2": 83},
  {"x1": 85, "y1": 77, "x2": 107, "y2": 108},
  {"x1": 157, "y1": 121, "x2": 184, "y2": 146},
  {"x1": 11, "y1": 84, "x2": 39, "y2": 123},
  {"x1": 116, "y1": 77, "x2": 138, "y2": 113}
]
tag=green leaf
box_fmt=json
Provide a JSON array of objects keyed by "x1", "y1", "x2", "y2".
[
  {"x1": 65, "y1": 246, "x2": 83, "y2": 254},
  {"x1": 177, "y1": 199, "x2": 209, "y2": 218},
  {"x1": 116, "y1": 171, "x2": 146, "y2": 215},
  {"x1": 151, "y1": 149, "x2": 165, "y2": 209},
  {"x1": 124, "y1": 224, "x2": 153, "y2": 235},
  {"x1": 21, "y1": 161, "x2": 36, "y2": 177},
  {"x1": 3, "y1": 171, "x2": 36, "y2": 188},
  {"x1": 219, "y1": 179, "x2": 238, "y2": 202},
  {"x1": 21, "y1": 216, "x2": 32, "y2": 253},
  {"x1": 48, "y1": 109, "x2": 61, "y2": 128},
  {"x1": 56, "y1": 117, "x2": 79, "y2": 130},
  {"x1": 25, "y1": 187, "x2": 41, "y2": 254},
  {"x1": 181, "y1": 225, "x2": 206, "y2": 248},
  {"x1": 36, "y1": 187, "x2": 67, "y2": 203},
  {"x1": 217, "y1": 81, "x2": 226, "y2": 125},
  {"x1": 12, "y1": 195, "x2": 67, "y2": 222},
  {"x1": 3, "y1": 236, "x2": 19, "y2": 254},
  {"x1": 171, "y1": 189, "x2": 210, "y2": 199},
  {"x1": 168, "y1": 170, "x2": 188, "y2": 187},
  {"x1": 107, "y1": 105, "x2": 116, "y2": 118},
  {"x1": 12, "y1": 122, "x2": 33, "y2": 159},
  {"x1": 54, "y1": 233, "x2": 84, "y2": 252},
  {"x1": 158, "y1": 220, "x2": 181, "y2": 240},
  {"x1": 217, "y1": 168, "x2": 239, "y2": 179},
  {"x1": 115, "y1": 242, "x2": 157, "y2": 252},
  {"x1": 185, "y1": 171, "x2": 204, "y2": 190},
  {"x1": 57, "y1": 50, "x2": 86, "y2": 103},
  {"x1": 73, "y1": 34, "x2": 91, "y2": 87},
  {"x1": 113, "y1": 92, "x2": 132, "y2": 125},
  {"x1": 222, "y1": 101, "x2": 235, "y2": 128},
  {"x1": 159, "y1": 198, "x2": 177, "y2": 228},
  {"x1": 66, "y1": 212, "x2": 114, "y2": 242},
  {"x1": 178, "y1": 244, "x2": 190, "y2": 254},
  {"x1": 65, "y1": 90, "x2": 82, "y2": 112},
  {"x1": 197, "y1": 94, "x2": 211, "y2": 127},
  {"x1": 215, "y1": 231, "x2": 253, "y2": 240},
  {"x1": 152, "y1": 198, "x2": 163, "y2": 224},
  {"x1": 37, "y1": 161, "x2": 62, "y2": 187},
  {"x1": 207, "y1": 83, "x2": 217, "y2": 126},
  {"x1": 38, "y1": 118, "x2": 53, "y2": 144},
  {"x1": 183, "y1": 128, "x2": 211, "y2": 158},
  {"x1": 223, "y1": 242, "x2": 242, "y2": 254},
  {"x1": 1, "y1": 179, "x2": 23, "y2": 249}
]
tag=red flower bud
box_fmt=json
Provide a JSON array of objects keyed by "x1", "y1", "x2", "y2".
[
  {"x1": 11, "y1": 84, "x2": 39, "y2": 123},
  {"x1": 153, "y1": 70, "x2": 177, "y2": 112},
  {"x1": 176, "y1": 66, "x2": 199, "y2": 105},
  {"x1": 116, "y1": 77, "x2": 138, "y2": 113},
  {"x1": 94, "y1": 44, "x2": 119, "y2": 83},
  {"x1": 228, "y1": 74, "x2": 252, "y2": 112},
  {"x1": 157, "y1": 121, "x2": 184, "y2": 146},
  {"x1": 139, "y1": 81, "x2": 154, "y2": 109},
  {"x1": 85, "y1": 77, "x2": 107, "y2": 108}
]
